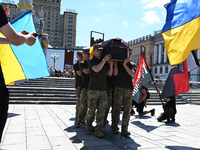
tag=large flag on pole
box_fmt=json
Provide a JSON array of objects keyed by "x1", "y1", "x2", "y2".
[
  {"x1": 162, "y1": 0, "x2": 200, "y2": 65},
  {"x1": 160, "y1": 51, "x2": 199, "y2": 99},
  {"x1": 132, "y1": 53, "x2": 153, "y2": 103},
  {"x1": 0, "y1": 10, "x2": 50, "y2": 85}
]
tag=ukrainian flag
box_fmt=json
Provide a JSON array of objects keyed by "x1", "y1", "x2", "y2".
[
  {"x1": 0, "y1": 10, "x2": 50, "y2": 85},
  {"x1": 162, "y1": 0, "x2": 200, "y2": 65}
]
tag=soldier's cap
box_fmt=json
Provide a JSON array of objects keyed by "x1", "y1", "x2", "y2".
[
  {"x1": 93, "y1": 44, "x2": 103, "y2": 50},
  {"x1": 83, "y1": 48, "x2": 90, "y2": 54},
  {"x1": 77, "y1": 52, "x2": 82, "y2": 56}
]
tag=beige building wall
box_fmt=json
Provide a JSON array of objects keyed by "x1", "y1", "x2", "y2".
[
  {"x1": 33, "y1": 0, "x2": 77, "y2": 49},
  {"x1": 128, "y1": 35, "x2": 154, "y2": 69}
]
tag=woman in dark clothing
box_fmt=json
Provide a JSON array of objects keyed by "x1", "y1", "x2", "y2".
[{"x1": 157, "y1": 96, "x2": 177, "y2": 123}]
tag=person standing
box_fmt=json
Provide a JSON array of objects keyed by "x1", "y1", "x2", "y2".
[
  {"x1": 0, "y1": 4, "x2": 36, "y2": 143},
  {"x1": 111, "y1": 49, "x2": 134, "y2": 136},
  {"x1": 76, "y1": 49, "x2": 90, "y2": 128},
  {"x1": 86, "y1": 44, "x2": 113, "y2": 138},
  {"x1": 73, "y1": 52, "x2": 83, "y2": 124}
]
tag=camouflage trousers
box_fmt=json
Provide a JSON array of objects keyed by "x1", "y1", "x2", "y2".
[
  {"x1": 75, "y1": 87, "x2": 81, "y2": 121},
  {"x1": 87, "y1": 90, "x2": 108, "y2": 128},
  {"x1": 104, "y1": 89, "x2": 114, "y2": 124},
  {"x1": 78, "y1": 88, "x2": 88, "y2": 122},
  {"x1": 112, "y1": 87, "x2": 132, "y2": 128}
]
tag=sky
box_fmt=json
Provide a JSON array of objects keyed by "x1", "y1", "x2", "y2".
[{"x1": 10, "y1": 0, "x2": 171, "y2": 47}]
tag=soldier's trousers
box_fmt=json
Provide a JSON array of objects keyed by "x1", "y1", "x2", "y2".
[
  {"x1": 75, "y1": 87, "x2": 81, "y2": 121},
  {"x1": 0, "y1": 85, "x2": 9, "y2": 143},
  {"x1": 87, "y1": 90, "x2": 108, "y2": 128},
  {"x1": 78, "y1": 88, "x2": 88, "y2": 121},
  {"x1": 112, "y1": 87, "x2": 132, "y2": 128},
  {"x1": 104, "y1": 89, "x2": 114, "y2": 124}
]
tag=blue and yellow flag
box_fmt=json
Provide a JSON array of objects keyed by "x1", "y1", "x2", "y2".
[
  {"x1": 0, "y1": 10, "x2": 50, "y2": 85},
  {"x1": 162, "y1": 0, "x2": 200, "y2": 65}
]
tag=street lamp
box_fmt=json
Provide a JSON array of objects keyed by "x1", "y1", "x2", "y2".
[{"x1": 51, "y1": 53, "x2": 59, "y2": 70}]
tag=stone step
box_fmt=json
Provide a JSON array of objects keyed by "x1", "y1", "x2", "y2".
[{"x1": 9, "y1": 93, "x2": 76, "y2": 97}]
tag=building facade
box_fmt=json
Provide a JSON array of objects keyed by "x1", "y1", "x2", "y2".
[
  {"x1": 153, "y1": 30, "x2": 170, "y2": 82},
  {"x1": 1, "y1": 2, "x2": 17, "y2": 22},
  {"x1": 128, "y1": 30, "x2": 200, "y2": 84},
  {"x1": 33, "y1": 0, "x2": 77, "y2": 49},
  {"x1": 127, "y1": 34, "x2": 154, "y2": 68}
]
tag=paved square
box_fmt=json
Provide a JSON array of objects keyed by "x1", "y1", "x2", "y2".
[{"x1": 0, "y1": 104, "x2": 200, "y2": 150}]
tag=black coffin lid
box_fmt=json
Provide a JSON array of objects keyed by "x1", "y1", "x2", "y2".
[{"x1": 102, "y1": 39, "x2": 128, "y2": 61}]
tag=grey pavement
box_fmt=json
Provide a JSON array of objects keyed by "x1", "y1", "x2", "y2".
[{"x1": 0, "y1": 104, "x2": 200, "y2": 150}]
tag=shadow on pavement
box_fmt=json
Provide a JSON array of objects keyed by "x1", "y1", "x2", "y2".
[
  {"x1": 7, "y1": 113, "x2": 20, "y2": 118},
  {"x1": 165, "y1": 122, "x2": 180, "y2": 127},
  {"x1": 65, "y1": 123, "x2": 141, "y2": 150},
  {"x1": 131, "y1": 120, "x2": 160, "y2": 132},
  {"x1": 166, "y1": 146, "x2": 200, "y2": 150},
  {"x1": 134, "y1": 115, "x2": 151, "y2": 119},
  {"x1": 69, "y1": 117, "x2": 75, "y2": 121}
]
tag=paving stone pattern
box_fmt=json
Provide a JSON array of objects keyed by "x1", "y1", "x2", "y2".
[{"x1": 0, "y1": 104, "x2": 200, "y2": 150}]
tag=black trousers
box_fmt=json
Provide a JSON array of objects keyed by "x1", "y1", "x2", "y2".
[{"x1": 0, "y1": 85, "x2": 9, "y2": 143}]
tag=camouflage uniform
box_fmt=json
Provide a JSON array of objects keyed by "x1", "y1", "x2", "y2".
[
  {"x1": 76, "y1": 56, "x2": 90, "y2": 126},
  {"x1": 78, "y1": 88, "x2": 88, "y2": 122},
  {"x1": 75, "y1": 87, "x2": 81, "y2": 121},
  {"x1": 104, "y1": 76, "x2": 115, "y2": 125},
  {"x1": 86, "y1": 53, "x2": 109, "y2": 137},
  {"x1": 111, "y1": 61, "x2": 133, "y2": 135},
  {"x1": 73, "y1": 60, "x2": 82, "y2": 122},
  {"x1": 104, "y1": 88, "x2": 114, "y2": 125},
  {"x1": 87, "y1": 90, "x2": 108, "y2": 128},
  {"x1": 112, "y1": 87, "x2": 132, "y2": 128}
]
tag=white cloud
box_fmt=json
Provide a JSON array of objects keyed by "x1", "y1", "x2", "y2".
[
  {"x1": 122, "y1": 21, "x2": 128, "y2": 26},
  {"x1": 140, "y1": 0, "x2": 171, "y2": 8},
  {"x1": 100, "y1": 2, "x2": 105, "y2": 6},
  {"x1": 93, "y1": 17, "x2": 101, "y2": 22},
  {"x1": 141, "y1": 11, "x2": 160, "y2": 25}
]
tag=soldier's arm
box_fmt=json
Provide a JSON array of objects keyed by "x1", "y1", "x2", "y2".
[
  {"x1": 92, "y1": 54, "x2": 111, "y2": 73},
  {"x1": 123, "y1": 60, "x2": 134, "y2": 77},
  {"x1": 83, "y1": 68, "x2": 89, "y2": 74},
  {"x1": 138, "y1": 89, "x2": 147, "y2": 104},
  {"x1": 76, "y1": 70, "x2": 81, "y2": 76}
]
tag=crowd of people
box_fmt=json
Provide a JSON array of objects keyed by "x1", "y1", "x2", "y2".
[{"x1": 49, "y1": 68, "x2": 75, "y2": 78}]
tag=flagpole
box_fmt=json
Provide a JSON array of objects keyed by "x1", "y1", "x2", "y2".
[{"x1": 140, "y1": 45, "x2": 164, "y2": 105}]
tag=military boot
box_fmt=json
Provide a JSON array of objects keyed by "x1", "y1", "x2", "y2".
[
  {"x1": 111, "y1": 124, "x2": 119, "y2": 134},
  {"x1": 75, "y1": 119, "x2": 80, "y2": 128},
  {"x1": 85, "y1": 123, "x2": 93, "y2": 134},
  {"x1": 94, "y1": 127, "x2": 104, "y2": 138},
  {"x1": 121, "y1": 125, "x2": 131, "y2": 136}
]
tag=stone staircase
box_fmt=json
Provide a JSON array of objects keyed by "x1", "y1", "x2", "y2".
[
  {"x1": 7, "y1": 77, "x2": 200, "y2": 105},
  {"x1": 145, "y1": 83, "x2": 200, "y2": 105},
  {"x1": 8, "y1": 77, "x2": 77, "y2": 104}
]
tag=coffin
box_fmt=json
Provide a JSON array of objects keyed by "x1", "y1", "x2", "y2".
[{"x1": 102, "y1": 39, "x2": 129, "y2": 61}]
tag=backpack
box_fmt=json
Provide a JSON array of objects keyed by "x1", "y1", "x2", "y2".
[{"x1": 142, "y1": 86, "x2": 150, "y2": 99}]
